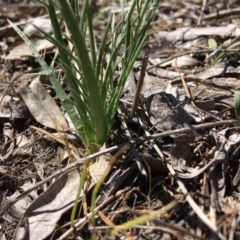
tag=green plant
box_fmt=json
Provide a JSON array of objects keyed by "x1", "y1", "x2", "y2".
[
  {"x1": 208, "y1": 38, "x2": 218, "y2": 50},
  {"x1": 233, "y1": 91, "x2": 240, "y2": 130},
  {"x1": 234, "y1": 91, "x2": 240, "y2": 118},
  {"x1": 211, "y1": 40, "x2": 240, "y2": 65},
  {"x1": 13, "y1": 0, "x2": 160, "y2": 150},
  {"x1": 209, "y1": 40, "x2": 240, "y2": 126}
]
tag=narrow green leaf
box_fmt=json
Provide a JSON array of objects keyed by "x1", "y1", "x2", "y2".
[
  {"x1": 47, "y1": 0, "x2": 82, "y2": 111},
  {"x1": 57, "y1": 0, "x2": 107, "y2": 145},
  {"x1": 70, "y1": 163, "x2": 88, "y2": 228},
  {"x1": 234, "y1": 91, "x2": 240, "y2": 119},
  {"x1": 96, "y1": 20, "x2": 111, "y2": 80},
  {"x1": 8, "y1": 20, "x2": 89, "y2": 145},
  {"x1": 84, "y1": 0, "x2": 97, "y2": 67}
]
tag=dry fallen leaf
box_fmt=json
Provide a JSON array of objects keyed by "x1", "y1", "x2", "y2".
[
  {"x1": 171, "y1": 55, "x2": 199, "y2": 67},
  {"x1": 5, "y1": 38, "x2": 54, "y2": 60},
  {"x1": 23, "y1": 18, "x2": 53, "y2": 37},
  {"x1": 19, "y1": 77, "x2": 69, "y2": 131},
  {"x1": 15, "y1": 152, "x2": 110, "y2": 240}
]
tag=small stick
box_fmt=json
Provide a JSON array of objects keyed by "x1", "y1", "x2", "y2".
[
  {"x1": 174, "y1": 58, "x2": 196, "y2": 107},
  {"x1": 130, "y1": 52, "x2": 148, "y2": 117}
]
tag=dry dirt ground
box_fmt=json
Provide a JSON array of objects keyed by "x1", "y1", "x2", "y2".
[{"x1": 1, "y1": 0, "x2": 240, "y2": 239}]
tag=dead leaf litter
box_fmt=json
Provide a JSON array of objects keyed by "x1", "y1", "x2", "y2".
[{"x1": 1, "y1": 0, "x2": 240, "y2": 239}]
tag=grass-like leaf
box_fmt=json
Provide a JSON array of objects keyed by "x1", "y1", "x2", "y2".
[
  {"x1": 8, "y1": 20, "x2": 86, "y2": 141},
  {"x1": 212, "y1": 41, "x2": 240, "y2": 65},
  {"x1": 234, "y1": 91, "x2": 240, "y2": 119},
  {"x1": 12, "y1": 0, "x2": 160, "y2": 150}
]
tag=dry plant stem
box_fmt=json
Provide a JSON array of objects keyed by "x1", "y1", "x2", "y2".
[
  {"x1": 118, "y1": 108, "x2": 147, "y2": 176},
  {"x1": 138, "y1": 118, "x2": 166, "y2": 162},
  {"x1": 174, "y1": 58, "x2": 195, "y2": 107},
  {"x1": 229, "y1": 216, "x2": 240, "y2": 240},
  {"x1": 109, "y1": 200, "x2": 178, "y2": 235},
  {"x1": 30, "y1": 125, "x2": 85, "y2": 156},
  {"x1": 166, "y1": 164, "x2": 225, "y2": 240},
  {"x1": 197, "y1": 157, "x2": 208, "y2": 238},
  {"x1": 1, "y1": 119, "x2": 240, "y2": 216},
  {"x1": 202, "y1": 7, "x2": 240, "y2": 21},
  {"x1": 135, "y1": 224, "x2": 207, "y2": 240},
  {"x1": 197, "y1": 0, "x2": 207, "y2": 25},
  {"x1": 0, "y1": 144, "x2": 128, "y2": 216},
  {"x1": 58, "y1": 188, "x2": 130, "y2": 240},
  {"x1": 140, "y1": 118, "x2": 223, "y2": 237},
  {"x1": 146, "y1": 49, "x2": 213, "y2": 71},
  {"x1": 141, "y1": 150, "x2": 152, "y2": 199},
  {"x1": 138, "y1": 119, "x2": 240, "y2": 143},
  {"x1": 171, "y1": 75, "x2": 234, "y2": 93},
  {"x1": 130, "y1": 53, "x2": 148, "y2": 117},
  {"x1": 98, "y1": 211, "x2": 133, "y2": 240},
  {"x1": 225, "y1": 25, "x2": 240, "y2": 38},
  {"x1": 90, "y1": 143, "x2": 130, "y2": 226}
]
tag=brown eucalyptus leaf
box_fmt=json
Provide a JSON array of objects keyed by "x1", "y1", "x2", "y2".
[
  {"x1": 146, "y1": 92, "x2": 201, "y2": 132},
  {"x1": 191, "y1": 62, "x2": 226, "y2": 79},
  {"x1": 171, "y1": 55, "x2": 199, "y2": 67},
  {"x1": 5, "y1": 39, "x2": 54, "y2": 60},
  {"x1": 15, "y1": 154, "x2": 110, "y2": 240},
  {"x1": 157, "y1": 24, "x2": 240, "y2": 42},
  {"x1": 19, "y1": 77, "x2": 68, "y2": 131},
  {"x1": 23, "y1": 18, "x2": 53, "y2": 38}
]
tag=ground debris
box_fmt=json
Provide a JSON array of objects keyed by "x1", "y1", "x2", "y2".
[{"x1": 1, "y1": 1, "x2": 240, "y2": 239}]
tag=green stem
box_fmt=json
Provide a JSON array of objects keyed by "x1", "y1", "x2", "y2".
[{"x1": 57, "y1": 0, "x2": 107, "y2": 145}]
